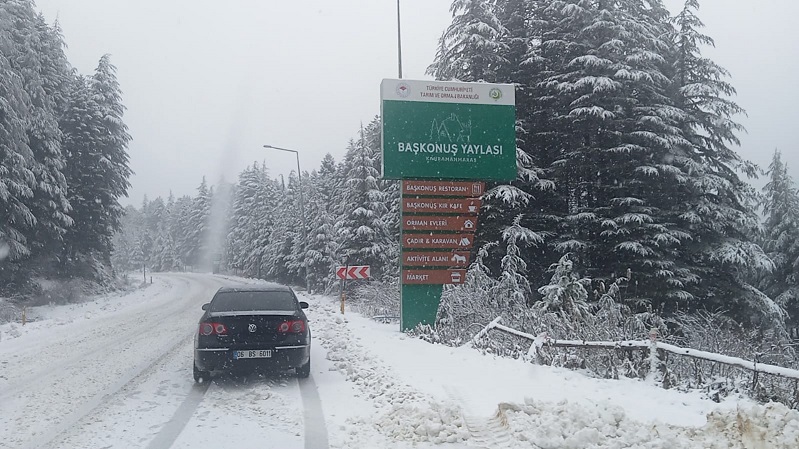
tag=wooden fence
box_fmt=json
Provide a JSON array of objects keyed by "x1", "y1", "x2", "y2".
[{"x1": 472, "y1": 317, "x2": 799, "y2": 387}]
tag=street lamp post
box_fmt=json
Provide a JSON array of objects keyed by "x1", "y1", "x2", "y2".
[{"x1": 263, "y1": 144, "x2": 312, "y2": 292}]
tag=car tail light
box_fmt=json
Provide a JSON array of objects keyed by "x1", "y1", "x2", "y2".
[
  {"x1": 199, "y1": 322, "x2": 227, "y2": 336},
  {"x1": 277, "y1": 320, "x2": 306, "y2": 333}
]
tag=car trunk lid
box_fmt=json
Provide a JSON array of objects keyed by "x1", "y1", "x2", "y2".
[{"x1": 207, "y1": 311, "x2": 300, "y2": 345}]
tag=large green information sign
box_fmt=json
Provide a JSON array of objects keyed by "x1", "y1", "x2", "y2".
[
  {"x1": 381, "y1": 79, "x2": 516, "y2": 181},
  {"x1": 382, "y1": 79, "x2": 517, "y2": 332}
]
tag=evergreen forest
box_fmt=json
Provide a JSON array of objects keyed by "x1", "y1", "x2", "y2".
[
  {"x1": 3, "y1": 0, "x2": 799, "y2": 347},
  {"x1": 1, "y1": 0, "x2": 131, "y2": 295}
]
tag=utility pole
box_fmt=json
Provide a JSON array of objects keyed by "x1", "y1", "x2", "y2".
[{"x1": 397, "y1": 0, "x2": 403, "y2": 78}]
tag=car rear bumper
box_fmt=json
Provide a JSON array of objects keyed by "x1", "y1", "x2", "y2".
[{"x1": 195, "y1": 344, "x2": 310, "y2": 372}]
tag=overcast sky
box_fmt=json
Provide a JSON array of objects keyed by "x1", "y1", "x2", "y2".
[{"x1": 34, "y1": 0, "x2": 798, "y2": 206}]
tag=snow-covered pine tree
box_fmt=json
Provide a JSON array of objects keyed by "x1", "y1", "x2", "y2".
[
  {"x1": 665, "y1": 0, "x2": 774, "y2": 323},
  {"x1": 206, "y1": 179, "x2": 234, "y2": 272},
  {"x1": 13, "y1": 9, "x2": 73, "y2": 271},
  {"x1": 227, "y1": 164, "x2": 261, "y2": 275},
  {"x1": 535, "y1": 254, "x2": 593, "y2": 330},
  {"x1": 89, "y1": 54, "x2": 132, "y2": 246},
  {"x1": 493, "y1": 214, "x2": 542, "y2": 312},
  {"x1": 158, "y1": 191, "x2": 181, "y2": 273},
  {"x1": 144, "y1": 197, "x2": 166, "y2": 239},
  {"x1": 509, "y1": 0, "x2": 689, "y2": 308},
  {"x1": 0, "y1": 26, "x2": 36, "y2": 270},
  {"x1": 150, "y1": 225, "x2": 166, "y2": 272},
  {"x1": 153, "y1": 222, "x2": 179, "y2": 272},
  {"x1": 305, "y1": 154, "x2": 342, "y2": 292},
  {"x1": 110, "y1": 205, "x2": 139, "y2": 272},
  {"x1": 144, "y1": 197, "x2": 171, "y2": 272},
  {"x1": 288, "y1": 169, "x2": 314, "y2": 287},
  {"x1": 431, "y1": 0, "x2": 770, "y2": 327},
  {"x1": 759, "y1": 150, "x2": 799, "y2": 331},
  {"x1": 130, "y1": 233, "x2": 145, "y2": 277},
  {"x1": 170, "y1": 195, "x2": 194, "y2": 270},
  {"x1": 139, "y1": 196, "x2": 167, "y2": 270},
  {"x1": 430, "y1": 0, "x2": 553, "y2": 287},
  {"x1": 337, "y1": 120, "x2": 394, "y2": 281},
  {"x1": 264, "y1": 172, "x2": 303, "y2": 285},
  {"x1": 183, "y1": 178, "x2": 211, "y2": 268},
  {"x1": 427, "y1": 0, "x2": 508, "y2": 82},
  {"x1": 365, "y1": 116, "x2": 401, "y2": 281},
  {"x1": 137, "y1": 196, "x2": 154, "y2": 270},
  {"x1": 249, "y1": 164, "x2": 279, "y2": 278},
  {"x1": 0, "y1": 1, "x2": 133, "y2": 291},
  {"x1": 59, "y1": 75, "x2": 106, "y2": 277},
  {"x1": 59, "y1": 54, "x2": 132, "y2": 280},
  {"x1": 0, "y1": 1, "x2": 73, "y2": 281},
  {"x1": 159, "y1": 229, "x2": 179, "y2": 272}
]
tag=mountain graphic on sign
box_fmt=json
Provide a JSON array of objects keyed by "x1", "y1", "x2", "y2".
[{"x1": 430, "y1": 114, "x2": 471, "y2": 144}]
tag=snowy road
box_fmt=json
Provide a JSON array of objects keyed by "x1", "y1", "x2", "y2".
[
  {"x1": 0, "y1": 274, "x2": 329, "y2": 449},
  {"x1": 1, "y1": 273, "x2": 798, "y2": 449}
]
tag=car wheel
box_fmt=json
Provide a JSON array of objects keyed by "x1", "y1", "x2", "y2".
[
  {"x1": 296, "y1": 358, "x2": 311, "y2": 378},
  {"x1": 194, "y1": 361, "x2": 211, "y2": 383}
]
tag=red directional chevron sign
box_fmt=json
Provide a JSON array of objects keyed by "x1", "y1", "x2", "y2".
[{"x1": 336, "y1": 265, "x2": 371, "y2": 280}]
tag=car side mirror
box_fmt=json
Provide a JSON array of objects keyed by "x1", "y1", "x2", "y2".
[
  {"x1": 299, "y1": 301, "x2": 309, "y2": 309},
  {"x1": 201, "y1": 303, "x2": 210, "y2": 310}
]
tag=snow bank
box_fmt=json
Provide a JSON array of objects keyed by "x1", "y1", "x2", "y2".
[
  {"x1": 312, "y1": 301, "x2": 472, "y2": 446},
  {"x1": 502, "y1": 399, "x2": 799, "y2": 448},
  {"x1": 308, "y1": 292, "x2": 799, "y2": 448}
]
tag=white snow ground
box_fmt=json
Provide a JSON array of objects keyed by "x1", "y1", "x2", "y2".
[{"x1": 0, "y1": 273, "x2": 797, "y2": 449}]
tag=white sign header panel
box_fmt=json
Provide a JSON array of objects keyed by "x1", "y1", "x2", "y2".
[{"x1": 381, "y1": 79, "x2": 515, "y2": 106}]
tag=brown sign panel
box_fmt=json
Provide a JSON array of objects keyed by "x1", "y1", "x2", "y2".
[
  {"x1": 402, "y1": 269, "x2": 467, "y2": 285},
  {"x1": 402, "y1": 215, "x2": 478, "y2": 233},
  {"x1": 402, "y1": 251, "x2": 471, "y2": 268},
  {"x1": 402, "y1": 198, "x2": 481, "y2": 215},
  {"x1": 402, "y1": 233, "x2": 474, "y2": 250},
  {"x1": 403, "y1": 181, "x2": 485, "y2": 197}
]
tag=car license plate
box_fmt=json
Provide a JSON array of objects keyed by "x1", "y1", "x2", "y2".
[{"x1": 234, "y1": 350, "x2": 272, "y2": 359}]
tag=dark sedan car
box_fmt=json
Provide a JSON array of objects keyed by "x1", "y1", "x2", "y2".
[{"x1": 193, "y1": 284, "x2": 311, "y2": 382}]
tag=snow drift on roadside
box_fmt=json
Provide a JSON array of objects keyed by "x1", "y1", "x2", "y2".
[{"x1": 306, "y1": 293, "x2": 799, "y2": 448}]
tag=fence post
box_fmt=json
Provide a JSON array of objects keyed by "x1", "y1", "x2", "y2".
[
  {"x1": 528, "y1": 332, "x2": 549, "y2": 365},
  {"x1": 753, "y1": 352, "x2": 761, "y2": 391},
  {"x1": 647, "y1": 328, "x2": 659, "y2": 383}
]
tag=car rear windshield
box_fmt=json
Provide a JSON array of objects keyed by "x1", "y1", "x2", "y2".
[{"x1": 210, "y1": 291, "x2": 296, "y2": 312}]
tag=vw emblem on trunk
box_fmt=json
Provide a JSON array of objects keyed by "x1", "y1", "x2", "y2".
[{"x1": 248, "y1": 323, "x2": 257, "y2": 333}]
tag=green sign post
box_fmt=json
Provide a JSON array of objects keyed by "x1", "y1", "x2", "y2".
[{"x1": 381, "y1": 79, "x2": 516, "y2": 331}]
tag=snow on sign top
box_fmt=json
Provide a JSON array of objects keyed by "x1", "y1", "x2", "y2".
[{"x1": 381, "y1": 79, "x2": 515, "y2": 106}]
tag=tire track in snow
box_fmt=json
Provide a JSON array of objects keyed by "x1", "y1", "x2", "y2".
[
  {"x1": 444, "y1": 386, "x2": 516, "y2": 449},
  {"x1": 145, "y1": 381, "x2": 211, "y2": 449},
  {"x1": 25, "y1": 332, "x2": 195, "y2": 449},
  {"x1": 299, "y1": 374, "x2": 330, "y2": 449},
  {"x1": 461, "y1": 412, "x2": 515, "y2": 449}
]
